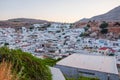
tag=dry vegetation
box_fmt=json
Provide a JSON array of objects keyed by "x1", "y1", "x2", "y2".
[{"x1": 0, "y1": 60, "x2": 18, "y2": 80}]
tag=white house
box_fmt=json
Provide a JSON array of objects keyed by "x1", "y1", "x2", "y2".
[
  {"x1": 98, "y1": 47, "x2": 116, "y2": 56},
  {"x1": 55, "y1": 54, "x2": 119, "y2": 80}
]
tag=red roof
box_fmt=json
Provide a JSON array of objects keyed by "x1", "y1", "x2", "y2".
[
  {"x1": 99, "y1": 47, "x2": 108, "y2": 50},
  {"x1": 99, "y1": 47, "x2": 116, "y2": 53}
]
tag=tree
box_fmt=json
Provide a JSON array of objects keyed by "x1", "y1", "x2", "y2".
[
  {"x1": 84, "y1": 24, "x2": 91, "y2": 31},
  {"x1": 87, "y1": 24, "x2": 91, "y2": 28},
  {"x1": 100, "y1": 29, "x2": 108, "y2": 34},
  {"x1": 70, "y1": 23, "x2": 74, "y2": 28},
  {"x1": 29, "y1": 26, "x2": 34, "y2": 30},
  {"x1": 4, "y1": 43, "x2": 9, "y2": 46},
  {"x1": 80, "y1": 32, "x2": 89, "y2": 37},
  {"x1": 99, "y1": 21, "x2": 108, "y2": 34}
]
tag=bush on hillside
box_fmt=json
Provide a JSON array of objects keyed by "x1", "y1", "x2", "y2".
[
  {"x1": 0, "y1": 47, "x2": 52, "y2": 80},
  {"x1": 43, "y1": 58, "x2": 61, "y2": 67},
  {"x1": 99, "y1": 21, "x2": 108, "y2": 34}
]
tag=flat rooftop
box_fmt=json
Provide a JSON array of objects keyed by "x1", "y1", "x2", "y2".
[{"x1": 57, "y1": 54, "x2": 118, "y2": 74}]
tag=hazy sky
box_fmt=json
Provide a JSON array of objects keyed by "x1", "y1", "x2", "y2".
[{"x1": 0, "y1": 0, "x2": 120, "y2": 22}]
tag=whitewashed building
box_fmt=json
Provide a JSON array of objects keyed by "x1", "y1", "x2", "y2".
[{"x1": 55, "y1": 54, "x2": 119, "y2": 80}]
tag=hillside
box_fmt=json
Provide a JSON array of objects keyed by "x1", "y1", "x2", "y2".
[
  {"x1": 8, "y1": 18, "x2": 48, "y2": 23},
  {"x1": 80, "y1": 6, "x2": 120, "y2": 22},
  {"x1": 0, "y1": 18, "x2": 50, "y2": 28},
  {"x1": 0, "y1": 47, "x2": 52, "y2": 80}
]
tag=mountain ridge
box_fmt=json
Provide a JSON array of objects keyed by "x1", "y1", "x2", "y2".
[
  {"x1": 7, "y1": 18, "x2": 49, "y2": 23},
  {"x1": 0, "y1": 18, "x2": 51, "y2": 28},
  {"x1": 79, "y1": 6, "x2": 120, "y2": 22}
]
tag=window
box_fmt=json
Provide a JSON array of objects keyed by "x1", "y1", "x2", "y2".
[
  {"x1": 102, "y1": 52, "x2": 104, "y2": 54},
  {"x1": 78, "y1": 71, "x2": 95, "y2": 75}
]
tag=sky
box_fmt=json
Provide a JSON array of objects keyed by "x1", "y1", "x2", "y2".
[{"x1": 0, "y1": 0, "x2": 120, "y2": 23}]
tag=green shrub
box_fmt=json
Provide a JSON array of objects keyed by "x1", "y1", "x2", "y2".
[
  {"x1": 99, "y1": 21, "x2": 108, "y2": 34},
  {"x1": 42, "y1": 58, "x2": 60, "y2": 67},
  {"x1": 66, "y1": 76, "x2": 99, "y2": 80},
  {"x1": 0, "y1": 47, "x2": 52, "y2": 80}
]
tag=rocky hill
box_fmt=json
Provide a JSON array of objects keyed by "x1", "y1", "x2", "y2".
[{"x1": 80, "y1": 6, "x2": 120, "y2": 22}]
